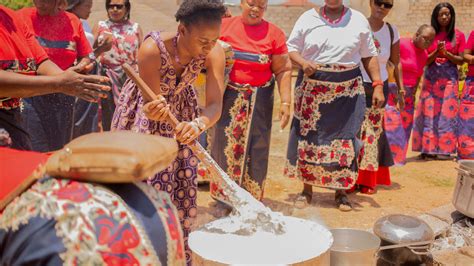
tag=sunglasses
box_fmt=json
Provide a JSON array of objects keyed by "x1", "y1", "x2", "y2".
[
  {"x1": 374, "y1": 0, "x2": 393, "y2": 9},
  {"x1": 107, "y1": 4, "x2": 125, "y2": 10}
]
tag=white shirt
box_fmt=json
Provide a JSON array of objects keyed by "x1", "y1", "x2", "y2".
[
  {"x1": 361, "y1": 23, "x2": 400, "y2": 82},
  {"x1": 81, "y1": 19, "x2": 95, "y2": 47},
  {"x1": 287, "y1": 8, "x2": 377, "y2": 67}
]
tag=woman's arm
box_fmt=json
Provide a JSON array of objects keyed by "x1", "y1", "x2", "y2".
[
  {"x1": 361, "y1": 56, "x2": 385, "y2": 108},
  {"x1": 137, "y1": 25, "x2": 144, "y2": 47},
  {"x1": 444, "y1": 50, "x2": 464, "y2": 65},
  {"x1": 464, "y1": 49, "x2": 474, "y2": 64},
  {"x1": 137, "y1": 38, "x2": 162, "y2": 95},
  {"x1": 271, "y1": 53, "x2": 292, "y2": 129},
  {"x1": 390, "y1": 41, "x2": 404, "y2": 93},
  {"x1": 289, "y1": 51, "x2": 319, "y2": 76},
  {"x1": 201, "y1": 44, "x2": 226, "y2": 129}
]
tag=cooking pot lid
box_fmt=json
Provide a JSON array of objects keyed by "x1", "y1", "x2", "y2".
[{"x1": 373, "y1": 214, "x2": 434, "y2": 244}]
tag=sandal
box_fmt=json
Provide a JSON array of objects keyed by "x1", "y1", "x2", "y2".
[
  {"x1": 335, "y1": 192, "x2": 352, "y2": 212},
  {"x1": 294, "y1": 191, "x2": 312, "y2": 209},
  {"x1": 360, "y1": 186, "x2": 376, "y2": 195}
]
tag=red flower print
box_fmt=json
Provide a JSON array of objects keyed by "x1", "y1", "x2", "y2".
[
  {"x1": 432, "y1": 83, "x2": 446, "y2": 98},
  {"x1": 232, "y1": 165, "x2": 241, "y2": 177},
  {"x1": 352, "y1": 79, "x2": 359, "y2": 89},
  {"x1": 422, "y1": 131, "x2": 437, "y2": 151},
  {"x1": 94, "y1": 215, "x2": 140, "y2": 266},
  {"x1": 299, "y1": 166, "x2": 316, "y2": 182},
  {"x1": 339, "y1": 154, "x2": 349, "y2": 167},
  {"x1": 52, "y1": 181, "x2": 92, "y2": 203},
  {"x1": 367, "y1": 135, "x2": 375, "y2": 144},
  {"x1": 305, "y1": 96, "x2": 314, "y2": 106},
  {"x1": 321, "y1": 176, "x2": 332, "y2": 185},
  {"x1": 459, "y1": 103, "x2": 474, "y2": 121},
  {"x1": 232, "y1": 126, "x2": 244, "y2": 139},
  {"x1": 302, "y1": 107, "x2": 313, "y2": 120},
  {"x1": 400, "y1": 111, "x2": 414, "y2": 129},
  {"x1": 458, "y1": 134, "x2": 474, "y2": 159},
  {"x1": 337, "y1": 176, "x2": 354, "y2": 188},
  {"x1": 384, "y1": 111, "x2": 401, "y2": 132},
  {"x1": 441, "y1": 98, "x2": 459, "y2": 119},
  {"x1": 233, "y1": 144, "x2": 244, "y2": 159},
  {"x1": 411, "y1": 131, "x2": 422, "y2": 150},
  {"x1": 390, "y1": 144, "x2": 406, "y2": 165},
  {"x1": 342, "y1": 140, "x2": 351, "y2": 149},
  {"x1": 423, "y1": 99, "x2": 436, "y2": 118},
  {"x1": 439, "y1": 132, "x2": 457, "y2": 153},
  {"x1": 335, "y1": 85, "x2": 345, "y2": 94},
  {"x1": 404, "y1": 96, "x2": 414, "y2": 109}
]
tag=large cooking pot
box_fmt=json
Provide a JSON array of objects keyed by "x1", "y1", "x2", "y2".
[
  {"x1": 373, "y1": 214, "x2": 434, "y2": 265},
  {"x1": 453, "y1": 160, "x2": 474, "y2": 218}
]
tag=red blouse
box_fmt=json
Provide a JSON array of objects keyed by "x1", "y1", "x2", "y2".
[
  {"x1": 427, "y1": 29, "x2": 466, "y2": 65},
  {"x1": 0, "y1": 6, "x2": 48, "y2": 110},
  {"x1": 17, "y1": 7, "x2": 92, "y2": 70},
  {"x1": 466, "y1": 31, "x2": 474, "y2": 77},
  {"x1": 220, "y1": 16, "x2": 288, "y2": 87}
]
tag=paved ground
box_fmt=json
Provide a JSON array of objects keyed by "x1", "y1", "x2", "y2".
[{"x1": 89, "y1": 1, "x2": 459, "y2": 263}]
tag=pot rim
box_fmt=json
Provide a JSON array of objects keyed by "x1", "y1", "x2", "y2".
[{"x1": 330, "y1": 228, "x2": 381, "y2": 253}]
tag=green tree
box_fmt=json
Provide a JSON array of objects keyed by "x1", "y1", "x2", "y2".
[{"x1": 0, "y1": 0, "x2": 33, "y2": 10}]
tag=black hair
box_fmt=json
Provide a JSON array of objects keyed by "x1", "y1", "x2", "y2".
[
  {"x1": 175, "y1": 0, "x2": 226, "y2": 27},
  {"x1": 106, "y1": 0, "x2": 131, "y2": 21},
  {"x1": 431, "y1": 2, "x2": 456, "y2": 41},
  {"x1": 416, "y1": 24, "x2": 433, "y2": 35}
]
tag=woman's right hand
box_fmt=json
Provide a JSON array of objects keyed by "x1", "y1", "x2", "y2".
[
  {"x1": 143, "y1": 95, "x2": 171, "y2": 122},
  {"x1": 302, "y1": 61, "x2": 319, "y2": 77},
  {"x1": 59, "y1": 66, "x2": 110, "y2": 102}
]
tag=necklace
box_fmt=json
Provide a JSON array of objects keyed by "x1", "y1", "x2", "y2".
[
  {"x1": 321, "y1": 5, "x2": 346, "y2": 24},
  {"x1": 173, "y1": 33, "x2": 186, "y2": 67}
]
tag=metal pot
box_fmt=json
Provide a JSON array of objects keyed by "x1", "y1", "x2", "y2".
[
  {"x1": 453, "y1": 160, "x2": 474, "y2": 218},
  {"x1": 330, "y1": 228, "x2": 432, "y2": 266},
  {"x1": 373, "y1": 214, "x2": 434, "y2": 265},
  {"x1": 330, "y1": 228, "x2": 380, "y2": 266}
]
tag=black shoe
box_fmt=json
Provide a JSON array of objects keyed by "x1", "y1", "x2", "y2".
[{"x1": 436, "y1": 154, "x2": 453, "y2": 161}]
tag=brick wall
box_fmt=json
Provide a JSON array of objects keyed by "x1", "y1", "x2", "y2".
[{"x1": 227, "y1": 0, "x2": 473, "y2": 37}]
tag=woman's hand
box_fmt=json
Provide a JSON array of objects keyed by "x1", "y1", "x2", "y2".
[
  {"x1": 175, "y1": 121, "x2": 200, "y2": 145},
  {"x1": 143, "y1": 95, "x2": 170, "y2": 122},
  {"x1": 372, "y1": 85, "x2": 385, "y2": 108},
  {"x1": 302, "y1": 61, "x2": 319, "y2": 77},
  {"x1": 397, "y1": 88, "x2": 406, "y2": 110},
  {"x1": 280, "y1": 103, "x2": 291, "y2": 129},
  {"x1": 59, "y1": 67, "x2": 110, "y2": 102}
]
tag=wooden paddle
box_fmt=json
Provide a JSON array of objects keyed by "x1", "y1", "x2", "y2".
[{"x1": 122, "y1": 63, "x2": 252, "y2": 211}]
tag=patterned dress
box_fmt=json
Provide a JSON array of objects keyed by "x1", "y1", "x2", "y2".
[
  {"x1": 412, "y1": 30, "x2": 466, "y2": 155},
  {"x1": 458, "y1": 30, "x2": 474, "y2": 159},
  {"x1": 96, "y1": 20, "x2": 141, "y2": 130},
  {"x1": 111, "y1": 31, "x2": 204, "y2": 265},
  {"x1": 0, "y1": 177, "x2": 186, "y2": 266}
]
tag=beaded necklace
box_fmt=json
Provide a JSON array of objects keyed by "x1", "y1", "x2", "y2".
[{"x1": 321, "y1": 5, "x2": 347, "y2": 24}]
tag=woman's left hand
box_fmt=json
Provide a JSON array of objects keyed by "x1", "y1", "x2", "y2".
[
  {"x1": 175, "y1": 121, "x2": 200, "y2": 145},
  {"x1": 280, "y1": 104, "x2": 291, "y2": 129},
  {"x1": 372, "y1": 85, "x2": 385, "y2": 108}
]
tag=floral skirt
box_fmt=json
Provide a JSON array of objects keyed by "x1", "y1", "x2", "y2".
[
  {"x1": 412, "y1": 62, "x2": 459, "y2": 155},
  {"x1": 458, "y1": 76, "x2": 474, "y2": 159},
  {"x1": 384, "y1": 83, "x2": 417, "y2": 165},
  {"x1": 285, "y1": 65, "x2": 365, "y2": 189},
  {"x1": 210, "y1": 80, "x2": 275, "y2": 202}
]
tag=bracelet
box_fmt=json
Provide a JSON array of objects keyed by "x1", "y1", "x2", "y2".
[
  {"x1": 372, "y1": 80, "x2": 384, "y2": 88},
  {"x1": 281, "y1": 102, "x2": 291, "y2": 106},
  {"x1": 192, "y1": 117, "x2": 206, "y2": 133}
]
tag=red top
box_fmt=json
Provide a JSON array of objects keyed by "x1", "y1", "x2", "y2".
[
  {"x1": 466, "y1": 30, "x2": 474, "y2": 77},
  {"x1": 0, "y1": 6, "x2": 48, "y2": 110},
  {"x1": 399, "y1": 38, "x2": 428, "y2": 87},
  {"x1": 17, "y1": 7, "x2": 92, "y2": 70},
  {"x1": 427, "y1": 29, "x2": 466, "y2": 65},
  {"x1": 220, "y1": 16, "x2": 288, "y2": 87}
]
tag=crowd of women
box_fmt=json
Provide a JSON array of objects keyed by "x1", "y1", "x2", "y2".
[{"x1": 1, "y1": 0, "x2": 474, "y2": 265}]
